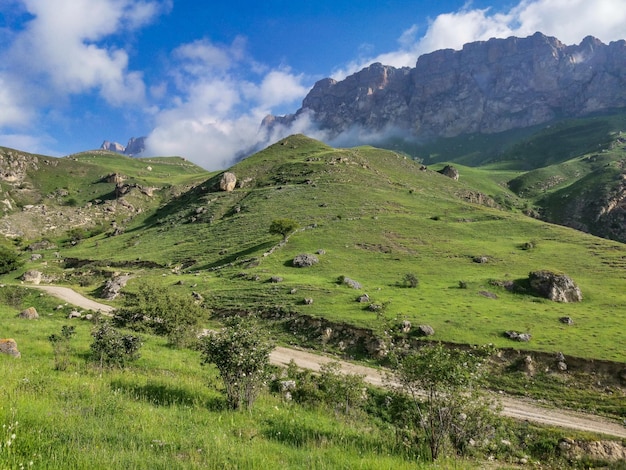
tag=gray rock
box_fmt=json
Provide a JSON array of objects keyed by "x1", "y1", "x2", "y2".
[
  {"x1": 219, "y1": 172, "x2": 237, "y2": 192},
  {"x1": 504, "y1": 331, "x2": 531, "y2": 342},
  {"x1": 417, "y1": 325, "x2": 435, "y2": 336},
  {"x1": 559, "y1": 316, "x2": 574, "y2": 325},
  {"x1": 342, "y1": 277, "x2": 362, "y2": 289},
  {"x1": 357, "y1": 294, "x2": 370, "y2": 303},
  {"x1": 438, "y1": 165, "x2": 459, "y2": 181},
  {"x1": 270, "y1": 276, "x2": 283, "y2": 283},
  {"x1": 529, "y1": 270, "x2": 582, "y2": 302},
  {"x1": 20, "y1": 270, "x2": 42, "y2": 284},
  {"x1": 304, "y1": 298, "x2": 314, "y2": 305},
  {"x1": 101, "y1": 273, "x2": 131, "y2": 301},
  {"x1": 292, "y1": 254, "x2": 319, "y2": 268},
  {"x1": 18, "y1": 307, "x2": 38, "y2": 319},
  {"x1": 401, "y1": 320, "x2": 412, "y2": 333}
]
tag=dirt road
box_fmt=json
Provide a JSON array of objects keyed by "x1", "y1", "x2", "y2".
[{"x1": 33, "y1": 284, "x2": 626, "y2": 438}]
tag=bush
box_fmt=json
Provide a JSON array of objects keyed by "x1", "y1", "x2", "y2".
[
  {"x1": 269, "y1": 218, "x2": 299, "y2": 240},
  {"x1": 199, "y1": 316, "x2": 273, "y2": 410},
  {"x1": 48, "y1": 325, "x2": 76, "y2": 371},
  {"x1": 403, "y1": 273, "x2": 419, "y2": 288},
  {"x1": 0, "y1": 246, "x2": 22, "y2": 274},
  {"x1": 90, "y1": 323, "x2": 142, "y2": 369}
]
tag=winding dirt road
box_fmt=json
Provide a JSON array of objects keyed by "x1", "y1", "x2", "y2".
[{"x1": 33, "y1": 284, "x2": 626, "y2": 438}]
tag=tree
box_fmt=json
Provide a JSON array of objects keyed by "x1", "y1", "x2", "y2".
[
  {"x1": 0, "y1": 246, "x2": 22, "y2": 275},
  {"x1": 403, "y1": 273, "x2": 419, "y2": 288},
  {"x1": 199, "y1": 316, "x2": 274, "y2": 410},
  {"x1": 114, "y1": 282, "x2": 205, "y2": 348},
  {"x1": 388, "y1": 343, "x2": 499, "y2": 461},
  {"x1": 269, "y1": 218, "x2": 299, "y2": 241},
  {"x1": 90, "y1": 323, "x2": 142, "y2": 369}
]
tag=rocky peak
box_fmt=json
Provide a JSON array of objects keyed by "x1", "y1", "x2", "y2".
[
  {"x1": 266, "y1": 33, "x2": 626, "y2": 142},
  {"x1": 100, "y1": 137, "x2": 146, "y2": 156}
]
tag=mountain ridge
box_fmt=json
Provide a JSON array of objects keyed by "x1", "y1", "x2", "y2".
[{"x1": 267, "y1": 33, "x2": 626, "y2": 148}]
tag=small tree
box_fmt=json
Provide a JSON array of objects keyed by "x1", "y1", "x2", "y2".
[
  {"x1": 269, "y1": 218, "x2": 299, "y2": 241},
  {"x1": 48, "y1": 325, "x2": 76, "y2": 370},
  {"x1": 90, "y1": 323, "x2": 142, "y2": 369},
  {"x1": 114, "y1": 282, "x2": 205, "y2": 348},
  {"x1": 389, "y1": 343, "x2": 499, "y2": 461},
  {"x1": 199, "y1": 316, "x2": 274, "y2": 410},
  {"x1": 0, "y1": 246, "x2": 22, "y2": 274},
  {"x1": 403, "y1": 273, "x2": 419, "y2": 288}
]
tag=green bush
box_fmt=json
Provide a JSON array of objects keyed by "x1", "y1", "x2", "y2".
[
  {"x1": 90, "y1": 323, "x2": 142, "y2": 369},
  {"x1": 0, "y1": 246, "x2": 22, "y2": 274}
]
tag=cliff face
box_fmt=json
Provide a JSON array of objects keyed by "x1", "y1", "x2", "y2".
[{"x1": 270, "y1": 33, "x2": 626, "y2": 140}]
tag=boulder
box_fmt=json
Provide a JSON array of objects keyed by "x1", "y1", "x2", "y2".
[
  {"x1": 21, "y1": 270, "x2": 42, "y2": 284},
  {"x1": 304, "y1": 298, "x2": 314, "y2": 305},
  {"x1": 269, "y1": 276, "x2": 283, "y2": 283},
  {"x1": 0, "y1": 338, "x2": 20, "y2": 357},
  {"x1": 101, "y1": 273, "x2": 131, "y2": 301},
  {"x1": 219, "y1": 172, "x2": 237, "y2": 192},
  {"x1": 559, "y1": 316, "x2": 574, "y2": 325},
  {"x1": 528, "y1": 270, "x2": 582, "y2": 302},
  {"x1": 504, "y1": 331, "x2": 531, "y2": 342},
  {"x1": 341, "y1": 276, "x2": 362, "y2": 289},
  {"x1": 18, "y1": 307, "x2": 39, "y2": 319},
  {"x1": 401, "y1": 320, "x2": 412, "y2": 333},
  {"x1": 357, "y1": 293, "x2": 370, "y2": 303},
  {"x1": 438, "y1": 165, "x2": 459, "y2": 181},
  {"x1": 292, "y1": 254, "x2": 319, "y2": 268},
  {"x1": 417, "y1": 325, "x2": 435, "y2": 336}
]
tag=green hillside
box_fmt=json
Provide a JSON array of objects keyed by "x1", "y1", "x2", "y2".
[{"x1": 16, "y1": 134, "x2": 624, "y2": 363}]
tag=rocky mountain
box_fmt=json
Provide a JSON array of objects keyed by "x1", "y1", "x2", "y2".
[
  {"x1": 267, "y1": 33, "x2": 626, "y2": 143},
  {"x1": 100, "y1": 136, "x2": 146, "y2": 156}
]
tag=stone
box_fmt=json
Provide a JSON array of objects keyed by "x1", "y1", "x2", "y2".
[
  {"x1": 20, "y1": 270, "x2": 42, "y2": 284},
  {"x1": 101, "y1": 273, "x2": 131, "y2": 300},
  {"x1": 304, "y1": 298, "x2": 314, "y2": 305},
  {"x1": 0, "y1": 338, "x2": 20, "y2": 358},
  {"x1": 342, "y1": 276, "x2": 362, "y2": 289},
  {"x1": 357, "y1": 294, "x2": 370, "y2": 303},
  {"x1": 68, "y1": 311, "x2": 82, "y2": 319},
  {"x1": 504, "y1": 331, "x2": 531, "y2": 342},
  {"x1": 219, "y1": 172, "x2": 237, "y2": 192},
  {"x1": 417, "y1": 325, "x2": 435, "y2": 336},
  {"x1": 292, "y1": 254, "x2": 319, "y2": 268},
  {"x1": 18, "y1": 307, "x2": 38, "y2": 319},
  {"x1": 528, "y1": 270, "x2": 582, "y2": 302},
  {"x1": 557, "y1": 361, "x2": 568, "y2": 371},
  {"x1": 473, "y1": 256, "x2": 489, "y2": 264},
  {"x1": 30, "y1": 253, "x2": 42, "y2": 261},
  {"x1": 401, "y1": 320, "x2": 411, "y2": 333},
  {"x1": 270, "y1": 276, "x2": 283, "y2": 283},
  {"x1": 559, "y1": 316, "x2": 574, "y2": 325},
  {"x1": 438, "y1": 165, "x2": 459, "y2": 181}
]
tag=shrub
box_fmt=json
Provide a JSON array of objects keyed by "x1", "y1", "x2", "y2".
[
  {"x1": 403, "y1": 273, "x2": 419, "y2": 288},
  {"x1": 48, "y1": 325, "x2": 76, "y2": 371},
  {"x1": 199, "y1": 316, "x2": 273, "y2": 410},
  {"x1": 0, "y1": 246, "x2": 22, "y2": 275},
  {"x1": 90, "y1": 323, "x2": 142, "y2": 369},
  {"x1": 269, "y1": 218, "x2": 299, "y2": 240}
]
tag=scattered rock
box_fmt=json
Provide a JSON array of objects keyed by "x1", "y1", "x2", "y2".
[
  {"x1": 368, "y1": 303, "x2": 382, "y2": 312},
  {"x1": 30, "y1": 253, "x2": 43, "y2": 261},
  {"x1": 559, "y1": 316, "x2": 574, "y2": 325},
  {"x1": 473, "y1": 256, "x2": 489, "y2": 264},
  {"x1": 316, "y1": 249, "x2": 326, "y2": 255},
  {"x1": 357, "y1": 293, "x2": 370, "y2": 303},
  {"x1": 219, "y1": 172, "x2": 237, "y2": 192},
  {"x1": 289, "y1": 288, "x2": 297, "y2": 294},
  {"x1": 101, "y1": 273, "x2": 131, "y2": 300},
  {"x1": 438, "y1": 165, "x2": 460, "y2": 181},
  {"x1": 68, "y1": 311, "x2": 82, "y2": 319},
  {"x1": 21, "y1": 270, "x2": 43, "y2": 284},
  {"x1": 304, "y1": 298, "x2": 314, "y2": 305},
  {"x1": 528, "y1": 270, "x2": 582, "y2": 302},
  {"x1": 479, "y1": 290, "x2": 498, "y2": 299},
  {"x1": 341, "y1": 276, "x2": 362, "y2": 289},
  {"x1": 192, "y1": 291, "x2": 204, "y2": 302},
  {"x1": 18, "y1": 307, "x2": 38, "y2": 319},
  {"x1": 292, "y1": 254, "x2": 319, "y2": 268},
  {"x1": 401, "y1": 320, "x2": 412, "y2": 333},
  {"x1": 504, "y1": 331, "x2": 532, "y2": 342},
  {"x1": 417, "y1": 325, "x2": 435, "y2": 336},
  {"x1": 270, "y1": 276, "x2": 283, "y2": 283},
  {"x1": 0, "y1": 338, "x2": 20, "y2": 358}
]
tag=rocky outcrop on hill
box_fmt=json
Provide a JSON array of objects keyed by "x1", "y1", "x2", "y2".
[
  {"x1": 268, "y1": 33, "x2": 626, "y2": 142},
  {"x1": 100, "y1": 137, "x2": 146, "y2": 156},
  {"x1": 528, "y1": 270, "x2": 582, "y2": 302}
]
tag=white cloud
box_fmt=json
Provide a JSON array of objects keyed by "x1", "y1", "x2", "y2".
[
  {"x1": 332, "y1": 0, "x2": 626, "y2": 80},
  {"x1": 145, "y1": 38, "x2": 311, "y2": 170}
]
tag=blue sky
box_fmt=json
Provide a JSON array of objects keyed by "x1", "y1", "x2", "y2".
[{"x1": 1, "y1": 0, "x2": 626, "y2": 169}]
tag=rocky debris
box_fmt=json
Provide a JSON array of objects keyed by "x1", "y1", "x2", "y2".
[
  {"x1": 438, "y1": 165, "x2": 459, "y2": 180},
  {"x1": 0, "y1": 338, "x2": 20, "y2": 358},
  {"x1": 528, "y1": 270, "x2": 582, "y2": 302},
  {"x1": 504, "y1": 331, "x2": 532, "y2": 342},
  {"x1": 417, "y1": 325, "x2": 435, "y2": 336},
  {"x1": 30, "y1": 253, "x2": 42, "y2": 261},
  {"x1": 520, "y1": 355, "x2": 535, "y2": 375},
  {"x1": 27, "y1": 240, "x2": 56, "y2": 251},
  {"x1": 18, "y1": 307, "x2": 38, "y2": 319},
  {"x1": 559, "y1": 316, "x2": 574, "y2": 325},
  {"x1": 68, "y1": 311, "x2": 82, "y2": 319},
  {"x1": 473, "y1": 256, "x2": 489, "y2": 264},
  {"x1": 559, "y1": 439, "x2": 626, "y2": 463},
  {"x1": 103, "y1": 173, "x2": 125, "y2": 184},
  {"x1": 357, "y1": 293, "x2": 370, "y2": 303},
  {"x1": 192, "y1": 291, "x2": 204, "y2": 302},
  {"x1": 20, "y1": 270, "x2": 42, "y2": 284},
  {"x1": 101, "y1": 273, "x2": 131, "y2": 301},
  {"x1": 269, "y1": 276, "x2": 283, "y2": 283},
  {"x1": 341, "y1": 276, "x2": 362, "y2": 289},
  {"x1": 303, "y1": 298, "x2": 314, "y2": 305},
  {"x1": 401, "y1": 320, "x2": 412, "y2": 333},
  {"x1": 368, "y1": 303, "x2": 382, "y2": 312},
  {"x1": 267, "y1": 33, "x2": 626, "y2": 144},
  {"x1": 292, "y1": 254, "x2": 319, "y2": 268},
  {"x1": 219, "y1": 172, "x2": 237, "y2": 192},
  {"x1": 365, "y1": 337, "x2": 388, "y2": 358}
]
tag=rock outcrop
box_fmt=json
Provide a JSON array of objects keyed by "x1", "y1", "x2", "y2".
[
  {"x1": 528, "y1": 270, "x2": 582, "y2": 302},
  {"x1": 100, "y1": 137, "x2": 146, "y2": 156},
  {"x1": 219, "y1": 172, "x2": 237, "y2": 192},
  {"x1": 267, "y1": 33, "x2": 626, "y2": 142},
  {"x1": 0, "y1": 338, "x2": 20, "y2": 357}
]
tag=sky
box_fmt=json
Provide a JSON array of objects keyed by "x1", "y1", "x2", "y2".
[{"x1": 1, "y1": 0, "x2": 626, "y2": 170}]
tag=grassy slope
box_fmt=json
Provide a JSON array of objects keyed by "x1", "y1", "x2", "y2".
[{"x1": 46, "y1": 135, "x2": 626, "y2": 363}]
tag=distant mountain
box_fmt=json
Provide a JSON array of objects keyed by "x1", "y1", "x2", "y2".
[
  {"x1": 100, "y1": 136, "x2": 146, "y2": 156},
  {"x1": 266, "y1": 33, "x2": 626, "y2": 148}
]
